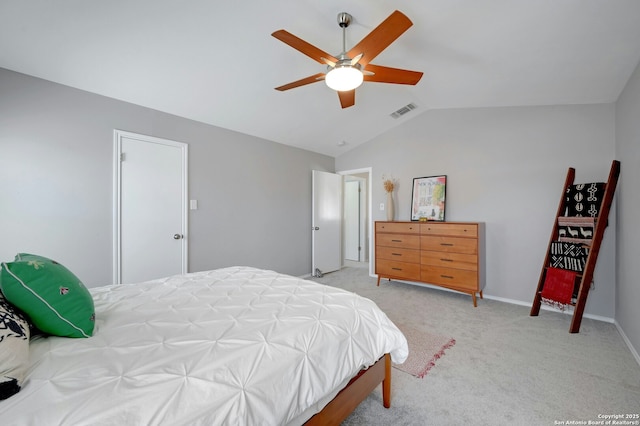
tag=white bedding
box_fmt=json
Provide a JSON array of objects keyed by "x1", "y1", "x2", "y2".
[{"x1": 0, "y1": 266, "x2": 408, "y2": 425}]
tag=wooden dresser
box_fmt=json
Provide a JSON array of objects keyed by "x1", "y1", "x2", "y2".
[{"x1": 375, "y1": 221, "x2": 485, "y2": 306}]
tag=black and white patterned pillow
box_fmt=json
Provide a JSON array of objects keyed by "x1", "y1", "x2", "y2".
[{"x1": 0, "y1": 292, "x2": 30, "y2": 400}]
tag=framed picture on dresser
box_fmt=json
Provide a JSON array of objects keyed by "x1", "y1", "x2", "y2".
[{"x1": 411, "y1": 175, "x2": 447, "y2": 221}]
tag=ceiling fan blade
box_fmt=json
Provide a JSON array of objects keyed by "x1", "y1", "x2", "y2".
[
  {"x1": 338, "y1": 90, "x2": 355, "y2": 109},
  {"x1": 275, "y1": 73, "x2": 325, "y2": 91},
  {"x1": 321, "y1": 57, "x2": 337, "y2": 67},
  {"x1": 346, "y1": 10, "x2": 413, "y2": 67},
  {"x1": 272, "y1": 30, "x2": 339, "y2": 64},
  {"x1": 363, "y1": 64, "x2": 423, "y2": 85}
]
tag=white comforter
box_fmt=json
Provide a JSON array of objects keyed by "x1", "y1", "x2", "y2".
[{"x1": 1, "y1": 267, "x2": 408, "y2": 425}]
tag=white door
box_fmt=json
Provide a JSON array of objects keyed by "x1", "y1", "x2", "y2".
[
  {"x1": 114, "y1": 130, "x2": 188, "y2": 284},
  {"x1": 312, "y1": 170, "x2": 342, "y2": 276},
  {"x1": 344, "y1": 180, "x2": 361, "y2": 261}
]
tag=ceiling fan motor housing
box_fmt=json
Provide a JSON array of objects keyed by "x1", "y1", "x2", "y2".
[{"x1": 337, "y1": 12, "x2": 352, "y2": 28}]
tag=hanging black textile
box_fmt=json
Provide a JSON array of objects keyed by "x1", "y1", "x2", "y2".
[
  {"x1": 557, "y1": 216, "x2": 595, "y2": 244},
  {"x1": 565, "y1": 183, "x2": 605, "y2": 217},
  {"x1": 549, "y1": 241, "x2": 590, "y2": 272}
]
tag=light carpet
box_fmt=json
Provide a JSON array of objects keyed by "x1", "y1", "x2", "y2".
[
  {"x1": 310, "y1": 263, "x2": 640, "y2": 426},
  {"x1": 393, "y1": 324, "x2": 455, "y2": 378}
]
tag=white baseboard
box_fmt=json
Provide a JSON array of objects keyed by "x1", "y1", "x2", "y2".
[
  {"x1": 614, "y1": 320, "x2": 640, "y2": 367},
  {"x1": 482, "y1": 293, "x2": 615, "y2": 323}
]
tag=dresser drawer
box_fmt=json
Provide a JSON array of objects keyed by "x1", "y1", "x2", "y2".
[
  {"x1": 420, "y1": 251, "x2": 478, "y2": 271},
  {"x1": 420, "y1": 223, "x2": 478, "y2": 238},
  {"x1": 376, "y1": 222, "x2": 420, "y2": 234},
  {"x1": 376, "y1": 259, "x2": 421, "y2": 281},
  {"x1": 421, "y1": 236, "x2": 477, "y2": 254},
  {"x1": 421, "y1": 265, "x2": 478, "y2": 291},
  {"x1": 376, "y1": 246, "x2": 421, "y2": 263},
  {"x1": 377, "y1": 234, "x2": 420, "y2": 249}
]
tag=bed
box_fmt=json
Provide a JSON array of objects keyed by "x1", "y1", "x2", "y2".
[{"x1": 0, "y1": 265, "x2": 408, "y2": 425}]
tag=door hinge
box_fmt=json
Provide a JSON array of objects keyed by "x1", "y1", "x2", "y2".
[{"x1": 120, "y1": 153, "x2": 126, "y2": 162}]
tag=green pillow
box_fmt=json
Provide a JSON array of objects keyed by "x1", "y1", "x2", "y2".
[{"x1": 0, "y1": 253, "x2": 95, "y2": 338}]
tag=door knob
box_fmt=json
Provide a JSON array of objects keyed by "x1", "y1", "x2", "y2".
[{"x1": 173, "y1": 234, "x2": 183, "y2": 240}]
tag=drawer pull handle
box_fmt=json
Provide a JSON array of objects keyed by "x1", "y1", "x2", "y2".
[
  {"x1": 440, "y1": 258, "x2": 453, "y2": 262},
  {"x1": 440, "y1": 243, "x2": 454, "y2": 246},
  {"x1": 441, "y1": 275, "x2": 454, "y2": 279},
  {"x1": 391, "y1": 239, "x2": 403, "y2": 242},
  {"x1": 391, "y1": 253, "x2": 402, "y2": 256},
  {"x1": 392, "y1": 267, "x2": 403, "y2": 271}
]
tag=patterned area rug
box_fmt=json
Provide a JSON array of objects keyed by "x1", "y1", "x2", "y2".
[{"x1": 394, "y1": 324, "x2": 456, "y2": 378}]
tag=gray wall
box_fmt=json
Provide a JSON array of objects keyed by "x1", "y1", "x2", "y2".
[
  {"x1": 336, "y1": 104, "x2": 617, "y2": 320},
  {"x1": 0, "y1": 68, "x2": 334, "y2": 287},
  {"x1": 615, "y1": 60, "x2": 640, "y2": 357}
]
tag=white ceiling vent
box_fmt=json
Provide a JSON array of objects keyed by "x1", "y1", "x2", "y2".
[{"x1": 390, "y1": 103, "x2": 417, "y2": 119}]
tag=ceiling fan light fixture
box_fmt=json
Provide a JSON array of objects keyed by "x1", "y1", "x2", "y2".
[{"x1": 325, "y1": 65, "x2": 363, "y2": 92}]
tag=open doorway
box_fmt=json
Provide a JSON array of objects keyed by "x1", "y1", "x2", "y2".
[{"x1": 339, "y1": 167, "x2": 373, "y2": 277}]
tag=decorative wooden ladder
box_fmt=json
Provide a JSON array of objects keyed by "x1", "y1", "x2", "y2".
[{"x1": 530, "y1": 160, "x2": 620, "y2": 333}]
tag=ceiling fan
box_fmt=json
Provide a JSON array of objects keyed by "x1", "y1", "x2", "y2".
[{"x1": 272, "y1": 10, "x2": 423, "y2": 109}]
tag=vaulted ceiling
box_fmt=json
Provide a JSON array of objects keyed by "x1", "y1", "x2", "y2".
[{"x1": 2, "y1": 1, "x2": 640, "y2": 157}]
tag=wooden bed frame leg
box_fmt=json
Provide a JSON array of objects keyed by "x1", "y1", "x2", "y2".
[{"x1": 382, "y1": 353, "x2": 391, "y2": 408}]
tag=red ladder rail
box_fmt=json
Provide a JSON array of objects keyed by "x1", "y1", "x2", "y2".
[{"x1": 530, "y1": 167, "x2": 575, "y2": 316}]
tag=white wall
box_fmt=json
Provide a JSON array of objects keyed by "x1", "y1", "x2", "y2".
[
  {"x1": 615, "y1": 60, "x2": 640, "y2": 356},
  {"x1": 0, "y1": 68, "x2": 334, "y2": 286},
  {"x1": 336, "y1": 104, "x2": 617, "y2": 319}
]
